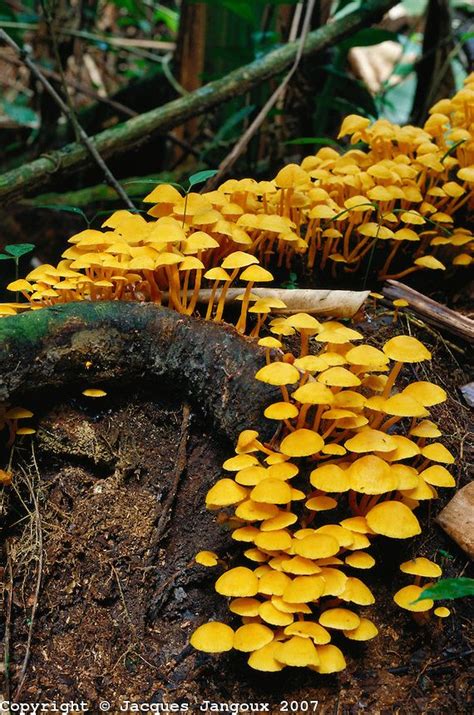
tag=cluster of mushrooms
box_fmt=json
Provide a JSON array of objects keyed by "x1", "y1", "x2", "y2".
[
  {"x1": 191, "y1": 323, "x2": 454, "y2": 672},
  {"x1": 1, "y1": 80, "x2": 473, "y2": 319}
]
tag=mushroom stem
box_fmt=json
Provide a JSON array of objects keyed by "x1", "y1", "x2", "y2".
[
  {"x1": 235, "y1": 281, "x2": 255, "y2": 333},
  {"x1": 165, "y1": 266, "x2": 183, "y2": 312},
  {"x1": 250, "y1": 313, "x2": 268, "y2": 338},
  {"x1": 299, "y1": 330, "x2": 310, "y2": 358},
  {"x1": 186, "y1": 269, "x2": 203, "y2": 315},
  {"x1": 143, "y1": 269, "x2": 162, "y2": 303},
  {"x1": 214, "y1": 268, "x2": 239, "y2": 322},
  {"x1": 348, "y1": 490, "x2": 360, "y2": 516},
  {"x1": 379, "y1": 415, "x2": 402, "y2": 432},
  {"x1": 205, "y1": 280, "x2": 221, "y2": 320},
  {"x1": 382, "y1": 265, "x2": 420, "y2": 281},
  {"x1": 382, "y1": 361, "x2": 403, "y2": 398},
  {"x1": 311, "y1": 404, "x2": 325, "y2": 433},
  {"x1": 181, "y1": 270, "x2": 191, "y2": 310},
  {"x1": 296, "y1": 404, "x2": 311, "y2": 430}
]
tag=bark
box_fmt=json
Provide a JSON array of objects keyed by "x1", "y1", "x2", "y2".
[
  {"x1": 0, "y1": 0, "x2": 398, "y2": 204},
  {"x1": 0, "y1": 302, "x2": 280, "y2": 443},
  {"x1": 383, "y1": 280, "x2": 474, "y2": 342}
]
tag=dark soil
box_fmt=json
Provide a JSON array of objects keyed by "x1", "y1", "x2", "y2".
[{"x1": 1, "y1": 307, "x2": 473, "y2": 714}]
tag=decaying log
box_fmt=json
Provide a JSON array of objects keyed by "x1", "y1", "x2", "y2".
[
  {"x1": 0, "y1": 0, "x2": 399, "y2": 203},
  {"x1": 384, "y1": 280, "x2": 474, "y2": 343},
  {"x1": 0, "y1": 302, "x2": 280, "y2": 443},
  {"x1": 174, "y1": 288, "x2": 369, "y2": 317}
]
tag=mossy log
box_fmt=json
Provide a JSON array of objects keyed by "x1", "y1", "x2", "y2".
[
  {"x1": 0, "y1": 302, "x2": 280, "y2": 442},
  {"x1": 0, "y1": 0, "x2": 399, "y2": 203}
]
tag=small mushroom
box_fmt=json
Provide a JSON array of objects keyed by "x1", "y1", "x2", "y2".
[{"x1": 190, "y1": 622, "x2": 235, "y2": 653}]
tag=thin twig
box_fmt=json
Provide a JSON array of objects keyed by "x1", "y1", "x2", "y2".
[
  {"x1": 110, "y1": 563, "x2": 135, "y2": 632},
  {"x1": 205, "y1": 0, "x2": 316, "y2": 189},
  {"x1": 0, "y1": 28, "x2": 135, "y2": 209},
  {"x1": 14, "y1": 443, "x2": 43, "y2": 700}
]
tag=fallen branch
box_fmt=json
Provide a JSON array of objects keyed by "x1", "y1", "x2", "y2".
[
  {"x1": 0, "y1": 0, "x2": 398, "y2": 204},
  {"x1": 0, "y1": 302, "x2": 279, "y2": 443},
  {"x1": 170, "y1": 288, "x2": 369, "y2": 318},
  {"x1": 383, "y1": 280, "x2": 474, "y2": 342}
]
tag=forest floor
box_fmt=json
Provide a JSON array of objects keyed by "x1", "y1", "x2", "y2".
[{"x1": 1, "y1": 303, "x2": 472, "y2": 714}]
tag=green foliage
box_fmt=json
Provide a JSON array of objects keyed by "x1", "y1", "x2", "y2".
[
  {"x1": 281, "y1": 271, "x2": 299, "y2": 289},
  {"x1": 3, "y1": 244, "x2": 35, "y2": 259},
  {"x1": 0, "y1": 243, "x2": 35, "y2": 292},
  {"x1": 415, "y1": 578, "x2": 474, "y2": 602},
  {"x1": 187, "y1": 170, "x2": 219, "y2": 190}
]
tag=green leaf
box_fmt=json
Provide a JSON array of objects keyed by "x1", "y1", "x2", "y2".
[
  {"x1": 187, "y1": 170, "x2": 219, "y2": 189},
  {"x1": 414, "y1": 578, "x2": 474, "y2": 602},
  {"x1": 0, "y1": 254, "x2": 13, "y2": 261},
  {"x1": 4, "y1": 244, "x2": 35, "y2": 258},
  {"x1": 285, "y1": 137, "x2": 342, "y2": 149}
]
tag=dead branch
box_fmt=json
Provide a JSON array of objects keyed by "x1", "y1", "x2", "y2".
[
  {"x1": 384, "y1": 280, "x2": 474, "y2": 343},
  {"x1": 168, "y1": 288, "x2": 369, "y2": 317}
]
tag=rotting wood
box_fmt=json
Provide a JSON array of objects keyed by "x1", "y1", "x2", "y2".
[
  {"x1": 169, "y1": 288, "x2": 369, "y2": 317},
  {"x1": 384, "y1": 280, "x2": 474, "y2": 343},
  {"x1": 0, "y1": 302, "x2": 280, "y2": 443},
  {"x1": 0, "y1": 0, "x2": 399, "y2": 204}
]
